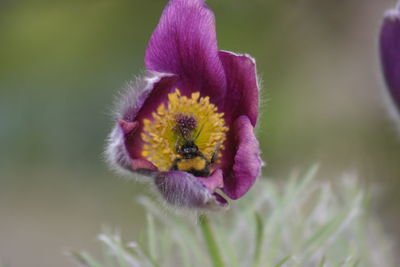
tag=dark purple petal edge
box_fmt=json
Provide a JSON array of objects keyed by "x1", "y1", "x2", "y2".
[
  {"x1": 219, "y1": 50, "x2": 259, "y2": 126},
  {"x1": 380, "y1": 7, "x2": 400, "y2": 112},
  {"x1": 222, "y1": 115, "x2": 262, "y2": 200}
]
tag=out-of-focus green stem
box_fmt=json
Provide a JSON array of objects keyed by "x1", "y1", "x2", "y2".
[
  {"x1": 199, "y1": 215, "x2": 225, "y2": 267},
  {"x1": 253, "y1": 212, "x2": 264, "y2": 267}
]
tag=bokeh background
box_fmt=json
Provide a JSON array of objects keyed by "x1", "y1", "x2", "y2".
[{"x1": 1, "y1": 0, "x2": 399, "y2": 266}]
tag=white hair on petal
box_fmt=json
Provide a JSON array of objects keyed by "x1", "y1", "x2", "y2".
[
  {"x1": 151, "y1": 172, "x2": 229, "y2": 212},
  {"x1": 114, "y1": 71, "x2": 175, "y2": 119},
  {"x1": 104, "y1": 71, "x2": 174, "y2": 182},
  {"x1": 385, "y1": 6, "x2": 400, "y2": 21},
  {"x1": 219, "y1": 50, "x2": 256, "y2": 65}
]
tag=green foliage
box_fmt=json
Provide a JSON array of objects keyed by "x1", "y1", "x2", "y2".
[{"x1": 70, "y1": 166, "x2": 394, "y2": 267}]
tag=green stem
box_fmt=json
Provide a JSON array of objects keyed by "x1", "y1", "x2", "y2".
[
  {"x1": 252, "y1": 212, "x2": 264, "y2": 267},
  {"x1": 199, "y1": 215, "x2": 225, "y2": 267}
]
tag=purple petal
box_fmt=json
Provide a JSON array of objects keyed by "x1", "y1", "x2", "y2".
[
  {"x1": 145, "y1": 0, "x2": 226, "y2": 103},
  {"x1": 197, "y1": 169, "x2": 224, "y2": 191},
  {"x1": 118, "y1": 119, "x2": 138, "y2": 135},
  {"x1": 380, "y1": 7, "x2": 400, "y2": 112},
  {"x1": 219, "y1": 51, "x2": 259, "y2": 126},
  {"x1": 105, "y1": 119, "x2": 157, "y2": 176},
  {"x1": 105, "y1": 72, "x2": 177, "y2": 174},
  {"x1": 221, "y1": 115, "x2": 261, "y2": 200},
  {"x1": 155, "y1": 171, "x2": 228, "y2": 210}
]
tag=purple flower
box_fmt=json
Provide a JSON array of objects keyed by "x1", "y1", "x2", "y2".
[
  {"x1": 380, "y1": 5, "x2": 400, "y2": 113},
  {"x1": 106, "y1": 0, "x2": 261, "y2": 210}
]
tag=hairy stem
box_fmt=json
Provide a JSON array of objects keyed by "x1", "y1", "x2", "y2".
[{"x1": 199, "y1": 215, "x2": 225, "y2": 267}]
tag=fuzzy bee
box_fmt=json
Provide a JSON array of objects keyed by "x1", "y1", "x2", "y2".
[{"x1": 170, "y1": 115, "x2": 219, "y2": 177}]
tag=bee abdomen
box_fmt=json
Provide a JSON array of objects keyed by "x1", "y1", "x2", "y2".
[{"x1": 177, "y1": 157, "x2": 206, "y2": 171}]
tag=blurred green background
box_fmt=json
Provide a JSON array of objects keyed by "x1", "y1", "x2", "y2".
[{"x1": 1, "y1": 0, "x2": 399, "y2": 266}]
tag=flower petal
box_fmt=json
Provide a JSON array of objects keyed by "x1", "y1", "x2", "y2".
[
  {"x1": 380, "y1": 7, "x2": 400, "y2": 112},
  {"x1": 117, "y1": 71, "x2": 177, "y2": 122},
  {"x1": 221, "y1": 115, "x2": 261, "y2": 199},
  {"x1": 145, "y1": 0, "x2": 226, "y2": 102},
  {"x1": 105, "y1": 72, "x2": 177, "y2": 175},
  {"x1": 197, "y1": 169, "x2": 224, "y2": 191},
  {"x1": 155, "y1": 171, "x2": 228, "y2": 210},
  {"x1": 219, "y1": 51, "x2": 259, "y2": 126}
]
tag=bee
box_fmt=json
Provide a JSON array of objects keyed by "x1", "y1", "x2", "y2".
[{"x1": 170, "y1": 126, "x2": 220, "y2": 177}]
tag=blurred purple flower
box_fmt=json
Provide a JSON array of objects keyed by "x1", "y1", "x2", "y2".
[
  {"x1": 106, "y1": 0, "x2": 261, "y2": 210},
  {"x1": 380, "y1": 5, "x2": 400, "y2": 112}
]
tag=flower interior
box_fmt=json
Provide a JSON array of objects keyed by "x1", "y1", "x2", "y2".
[{"x1": 141, "y1": 89, "x2": 228, "y2": 173}]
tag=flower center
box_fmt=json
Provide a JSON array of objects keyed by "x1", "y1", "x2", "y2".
[{"x1": 141, "y1": 89, "x2": 228, "y2": 172}]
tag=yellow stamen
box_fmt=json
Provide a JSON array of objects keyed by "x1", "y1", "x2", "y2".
[{"x1": 141, "y1": 89, "x2": 228, "y2": 171}]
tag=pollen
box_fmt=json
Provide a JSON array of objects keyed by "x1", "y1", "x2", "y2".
[{"x1": 141, "y1": 89, "x2": 228, "y2": 171}]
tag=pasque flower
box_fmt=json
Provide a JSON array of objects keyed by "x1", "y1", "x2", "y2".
[
  {"x1": 106, "y1": 0, "x2": 261, "y2": 210},
  {"x1": 380, "y1": 5, "x2": 400, "y2": 112}
]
